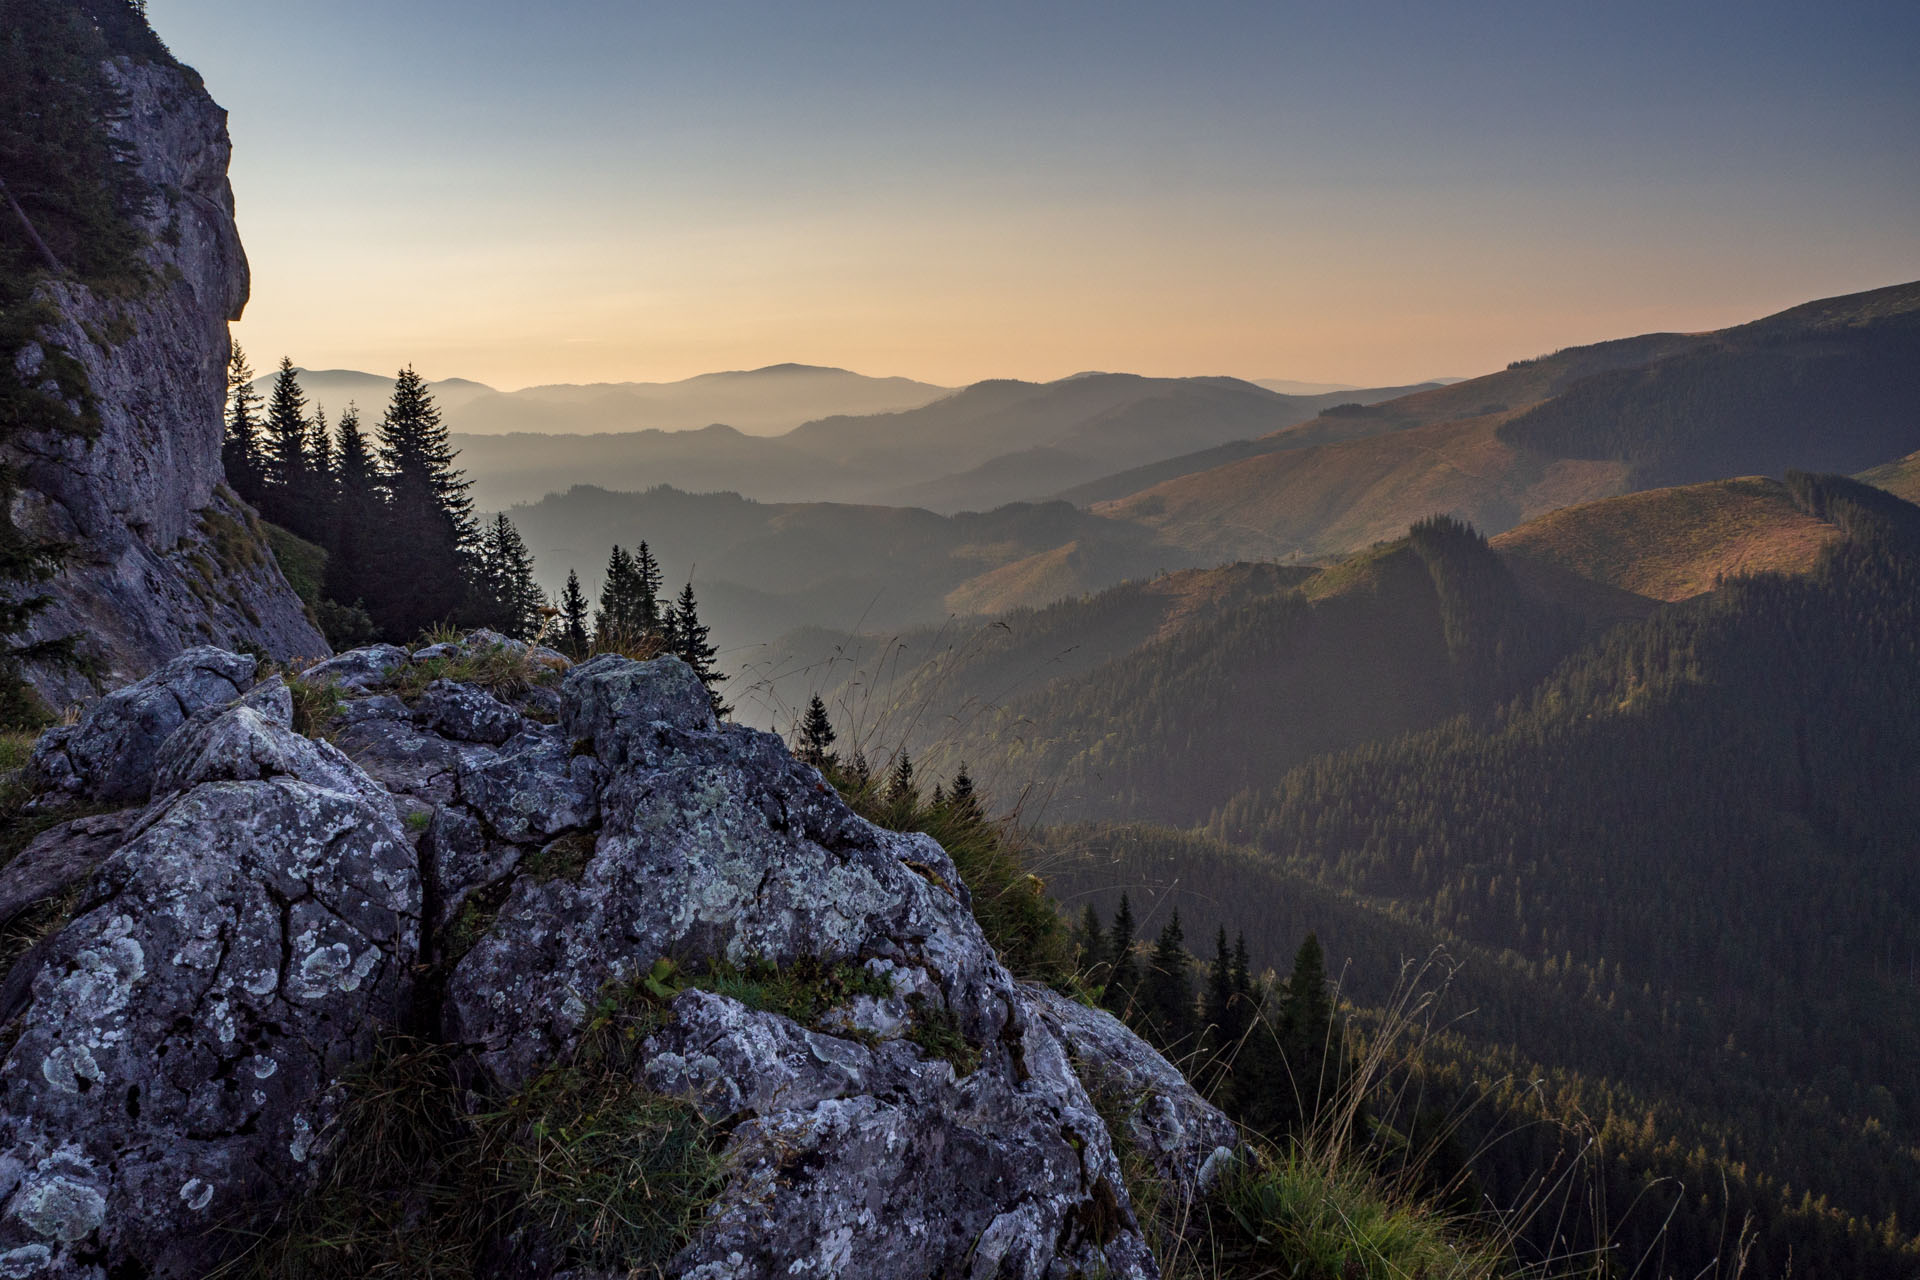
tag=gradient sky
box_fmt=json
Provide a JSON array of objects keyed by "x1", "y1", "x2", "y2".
[{"x1": 151, "y1": 0, "x2": 1919, "y2": 391}]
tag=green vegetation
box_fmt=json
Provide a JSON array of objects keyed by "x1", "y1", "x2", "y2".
[
  {"x1": 224, "y1": 999, "x2": 723, "y2": 1278},
  {"x1": 379, "y1": 631, "x2": 564, "y2": 703}
]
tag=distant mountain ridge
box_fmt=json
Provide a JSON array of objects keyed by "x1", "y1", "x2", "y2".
[{"x1": 1098, "y1": 280, "x2": 1920, "y2": 564}]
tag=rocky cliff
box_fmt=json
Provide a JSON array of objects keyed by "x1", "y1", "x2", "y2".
[
  {"x1": 5, "y1": 44, "x2": 326, "y2": 711},
  {"x1": 0, "y1": 632, "x2": 1235, "y2": 1277}
]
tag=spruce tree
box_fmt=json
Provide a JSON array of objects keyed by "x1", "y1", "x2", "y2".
[
  {"x1": 1102, "y1": 894, "x2": 1139, "y2": 1017},
  {"x1": 885, "y1": 752, "x2": 919, "y2": 816},
  {"x1": 1143, "y1": 912, "x2": 1194, "y2": 1050},
  {"x1": 949, "y1": 762, "x2": 982, "y2": 824},
  {"x1": 848, "y1": 749, "x2": 872, "y2": 791},
  {"x1": 595, "y1": 545, "x2": 636, "y2": 642},
  {"x1": 323, "y1": 403, "x2": 380, "y2": 613},
  {"x1": 1205, "y1": 926, "x2": 1235, "y2": 1048},
  {"x1": 668, "y1": 580, "x2": 726, "y2": 715},
  {"x1": 371, "y1": 366, "x2": 473, "y2": 638},
  {"x1": 633, "y1": 540, "x2": 664, "y2": 633},
  {"x1": 478, "y1": 513, "x2": 543, "y2": 640},
  {"x1": 559, "y1": 569, "x2": 590, "y2": 656},
  {"x1": 797, "y1": 694, "x2": 838, "y2": 770},
  {"x1": 260, "y1": 356, "x2": 310, "y2": 530},
  {"x1": 1277, "y1": 933, "x2": 1343, "y2": 1133},
  {"x1": 305, "y1": 402, "x2": 335, "y2": 536},
  {"x1": 222, "y1": 344, "x2": 264, "y2": 504}
]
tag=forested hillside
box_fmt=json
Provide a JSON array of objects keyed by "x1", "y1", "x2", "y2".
[
  {"x1": 1180, "y1": 475, "x2": 1920, "y2": 1274},
  {"x1": 760, "y1": 516, "x2": 1600, "y2": 825}
]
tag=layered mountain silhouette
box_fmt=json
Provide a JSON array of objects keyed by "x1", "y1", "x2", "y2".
[{"x1": 1094, "y1": 281, "x2": 1920, "y2": 562}]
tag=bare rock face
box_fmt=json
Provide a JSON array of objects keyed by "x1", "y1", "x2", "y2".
[
  {"x1": 8, "y1": 57, "x2": 326, "y2": 710},
  {"x1": 0, "y1": 637, "x2": 1236, "y2": 1277}
]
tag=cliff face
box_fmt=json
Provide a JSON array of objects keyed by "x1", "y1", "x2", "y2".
[{"x1": 7, "y1": 55, "x2": 326, "y2": 710}]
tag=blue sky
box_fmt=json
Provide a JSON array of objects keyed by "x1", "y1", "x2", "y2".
[{"x1": 150, "y1": 0, "x2": 1920, "y2": 389}]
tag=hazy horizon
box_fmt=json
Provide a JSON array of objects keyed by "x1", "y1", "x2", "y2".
[{"x1": 150, "y1": 0, "x2": 1920, "y2": 390}]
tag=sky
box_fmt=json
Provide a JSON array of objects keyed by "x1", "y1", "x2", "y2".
[{"x1": 151, "y1": 0, "x2": 1920, "y2": 392}]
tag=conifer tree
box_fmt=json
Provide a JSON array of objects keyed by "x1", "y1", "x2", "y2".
[
  {"x1": 1102, "y1": 894, "x2": 1139, "y2": 1017},
  {"x1": 261, "y1": 356, "x2": 310, "y2": 529},
  {"x1": 1205, "y1": 926, "x2": 1235, "y2": 1047},
  {"x1": 797, "y1": 694, "x2": 838, "y2": 770},
  {"x1": 949, "y1": 762, "x2": 983, "y2": 824},
  {"x1": 305, "y1": 402, "x2": 335, "y2": 533},
  {"x1": 222, "y1": 344, "x2": 264, "y2": 504},
  {"x1": 371, "y1": 366, "x2": 473, "y2": 638},
  {"x1": 848, "y1": 749, "x2": 872, "y2": 791},
  {"x1": 1276, "y1": 933, "x2": 1346, "y2": 1134},
  {"x1": 885, "y1": 752, "x2": 919, "y2": 815},
  {"x1": 668, "y1": 580, "x2": 726, "y2": 715},
  {"x1": 478, "y1": 513, "x2": 544, "y2": 639},
  {"x1": 595, "y1": 545, "x2": 637, "y2": 641},
  {"x1": 559, "y1": 569, "x2": 590, "y2": 656},
  {"x1": 633, "y1": 541, "x2": 664, "y2": 633},
  {"x1": 1143, "y1": 912, "x2": 1194, "y2": 1050},
  {"x1": 323, "y1": 404, "x2": 380, "y2": 612}
]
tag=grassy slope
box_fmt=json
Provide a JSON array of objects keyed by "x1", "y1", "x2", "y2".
[
  {"x1": 1489, "y1": 475, "x2": 1841, "y2": 602},
  {"x1": 1095, "y1": 281, "x2": 1920, "y2": 565},
  {"x1": 1861, "y1": 448, "x2": 1920, "y2": 502}
]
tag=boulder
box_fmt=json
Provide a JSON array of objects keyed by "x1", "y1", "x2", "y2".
[
  {"x1": 302, "y1": 643, "x2": 408, "y2": 692},
  {"x1": 0, "y1": 707, "x2": 419, "y2": 1278},
  {"x1": 412, "y1": 679, "x2": 528, "y2": 745},
  {"x1": 27, "y1": 647, "x2": 258, "y2": 803},
  {"x1": 0, "y1": 644, "x2": 1225, "y2": 1277},
  {"x1": 1026, "y1": 985, "x2": 1240, "y2": 1201}
]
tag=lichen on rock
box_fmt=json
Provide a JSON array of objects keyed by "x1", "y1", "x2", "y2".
[{"x1": 0, "y1": 640, "x2": 1234, "y2": 1276}]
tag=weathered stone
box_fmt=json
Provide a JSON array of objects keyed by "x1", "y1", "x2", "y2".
[
  {"x1": 8, "y1": 59, "x2": 326, "y2": 708},
  {"x1": 333, "y1": 714, "x2": 491, "y2": 813},
  {"x1": 0, "y1": 813, "x2": 137, "y2": 928},
  {"x1": 151, "y1": 703, "x2": 388, "y2": 806},
  {"x1": 561, "y1": 654, "x2": 716, "y2": 769},
  {"x1": 646, "y1": 990, "x2": 1155, "y2": 1280},
  {"x1": 420, "y1": 804, "x2": 521, "y2": 929},
  {"x1": 332, "y1": 693, "x2": 407, "y2": 727},
  {"x1": 1025, "y1": 985, "x2": 1240, "y2": 1201},
  {"x1": 0, "y1": 763, "x2": 418, "y2": 1276},
  {"x1": 303, "y1": 644, "x2": 409, "y2": 692},
  {"x1": 457, "y1": 728, "x2": 602, "y2": 844},
  {"x1": 28, "y1": 647, "x2": 257, "y2": 803},
  {"x1": 3, "y1": 642, "x2": 1225, "y2": 1277},
  {"x1": 412, "y1": 679, "x2": 527, "y2": 745}
]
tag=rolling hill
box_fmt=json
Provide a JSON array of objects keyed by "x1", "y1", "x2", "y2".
[
  {"x1": 1489, "y1": 475, "x2": 1843, "y2": 603},
  {"x1": 504, "y1": 485, "x2": 1203, "y2": 662},
  {"x1": 1096, "y1": 281, "x2": 1920, "y2": 564}
]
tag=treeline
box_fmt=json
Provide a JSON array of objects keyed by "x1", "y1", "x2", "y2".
[
  {"x1": 1169, "y1": 477, "x2": 1920, "y2": 1273},
  {"x1": 1040, "y1": 822, "x2": 1920, "y2": 1279},
  {"x1": 553, "y1": 542, "x2": 728, "y2": 715},
  {"x1": 223, "y1": 352, "x2": 542, "y2": 644},
  {"x1": 223, "y1": 353, "x2": 736, "y2": 706}
]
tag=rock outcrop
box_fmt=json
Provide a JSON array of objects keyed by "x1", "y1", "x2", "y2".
[
  {"x1": 0, "y1": 635, "x2": 1236, "y2": 1277},
  {"x1": 6, "y1": 52, "x2": 326, "y2": 710}
]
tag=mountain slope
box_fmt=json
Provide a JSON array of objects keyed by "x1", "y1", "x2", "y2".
[
  {"x1": 1098, "y1": 282, "x2": 1920, "y2": 563},
  {"x1": 1202, "y1": 476, "x2": 1920, "y2": 1273},
  {"x1": 1489, "y1": 475, "x2": 1842, "y2": 602}
]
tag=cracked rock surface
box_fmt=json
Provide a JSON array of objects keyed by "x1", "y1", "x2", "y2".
[{"x1": 0, "y1": 635, "x2": 1233, "y2": 1277}]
